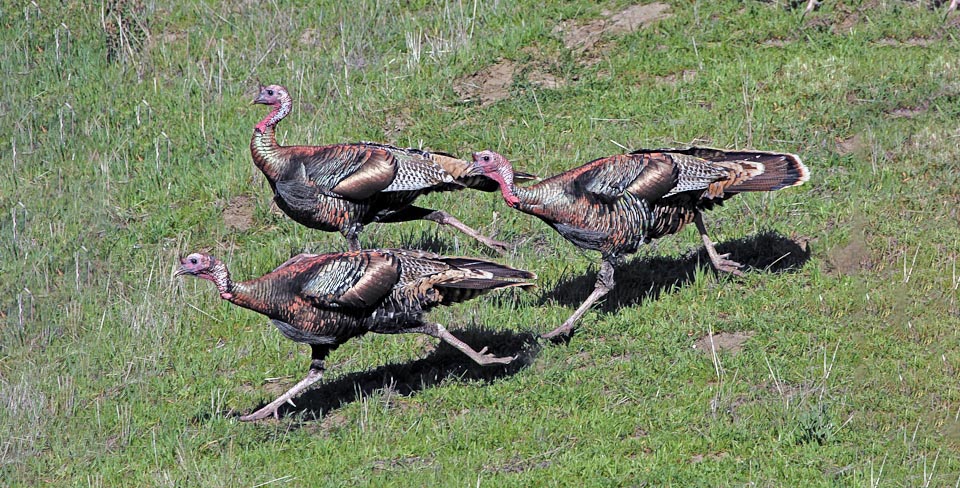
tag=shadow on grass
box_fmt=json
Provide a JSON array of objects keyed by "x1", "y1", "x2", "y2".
[
  {"x1": 226, "y1": 327, "x2": 540, "y2": 424},
  {"x1": 540, "y1": 230, "x2": 811, "y2": 314}
]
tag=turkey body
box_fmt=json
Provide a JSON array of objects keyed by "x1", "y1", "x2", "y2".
[
  {"x1": 471, "y1": 147, "x2": 809, "y2": 339},
  {"x1": 176, "y1": 248, "x2": 534, "y2": 420},
  {"x1": 250, "y1": 84, "x2": 529, "y2": 251}
]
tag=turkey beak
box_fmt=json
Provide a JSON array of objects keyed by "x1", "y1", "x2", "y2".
[
  {"x1": 469, "y1": 152, "x2": 484, "y2": 171},
  {"x1": 174, "y1": 258, "x2": 190, "y2": 277},
  {"x1": 252, "y1": 85, "x2": 266, "y2": 105}
]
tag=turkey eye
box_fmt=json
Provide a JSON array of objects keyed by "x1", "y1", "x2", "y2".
[
  {"x1": 483, "y1": 156, "x2": 490, "y2": 162},
  {"x1": 267, "y1": 89, "x2": 274, "y2": 96},
  {"x1": 190, "y1": 257, "x2": 198, "y2": 264}
]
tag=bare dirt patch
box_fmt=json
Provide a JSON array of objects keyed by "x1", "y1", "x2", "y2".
[
  {"x1": 827, "y1": 232, "x2": 873, "y2": 275},
  {"x1": 606, "y1": 3, "x2": 672, "y2": 34},
  {"x1": 888, "y1": 103, "x2": 929, "y2": 119},
  {"x1": 223, "y1": 195, "x2": 255, "y2": 231},
  {"x1": 555, "y1": 3, "x2": 671, "y2": 53},
  {"x1": 555, "y1": 18, "x2": 607, "y2": 52},
  {"x1": 655, "y1": 69, "x2": 698, "y2": 86},
  {"x1": 693, "y1": 331, "x2": 756, "y2": 355},
  {"x1": 453, "y1": 4, "x2": 670, "y2": 105},
  {"x1": 453, "y1": 59, "x2": 518, "y2": 106},
  {"x1": 690, "y1": 451, "x2": 729, "y2": 464},
  {"x1": 527, "y1": 69, "x2": 565, "y2": 90},
  {"x1": 876, "y1": 37, "x2": 937, "y2": 47},
  {"x1": 833, "y1": 9, "x2": 859, "y2": 34},
  {"x1": 835, "y1": 134, "x2": 866, "y2": 156},
  {"x1": 454, "y1": 59, "x2": 564, "y2": 106},
  {"x1": 382, "y1": 111, "x2": 411, "y2": 143}
]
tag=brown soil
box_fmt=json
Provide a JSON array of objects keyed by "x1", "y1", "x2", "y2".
[
  {"x1": 453, "y1": 4, "x2": 671, "y2": 106},
  {"x1": 223, "y1": 195, "x2": 255, "y2": 231},
  {"x1": 555, "y1": 3, "x2": 671, "y2": 53},
  {"x1": 453, "y1": 59, "x2": 518, "y2": 106},
  {"x1": 835, "y1": 134, "x2": 865, "y2": 156},
  {"x1": 693, "y1": 331, "x2": 756, "y2": 355}
]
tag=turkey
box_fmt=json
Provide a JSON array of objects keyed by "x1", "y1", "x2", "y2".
[
  {"x1": 470, "y1": 147, "x2": 809, "y2": 340},
  {"x1": 175, "y1": 248, "x2": 534, "y2": 421},
  {"x1": 250, "y1": 84, "x2": 535, "y2": 252}
]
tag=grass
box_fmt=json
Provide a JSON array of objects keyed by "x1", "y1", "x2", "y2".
[{"x1": 2, "y1": 0, "x2": 960, "y2": 485}]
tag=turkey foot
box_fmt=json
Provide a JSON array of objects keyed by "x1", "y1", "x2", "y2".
[
  {"x1": 709, "y1": 252, "x2": 744, "y2": 276},
  {"x1": 541, "y1": 260, "x2": 615, "y2": 342},
  {"x1": 429, "y1": 323, "x2": 515, "y2": 365},
  {"x1": 423, "y1": 210, "x2": 510, "y2": 253},
  {"x1": 695, "y1": 213, "x2": 744, "y2": 277},
  {"x1": 240, "y1": 367, "x2": 324, "y2": 422}
]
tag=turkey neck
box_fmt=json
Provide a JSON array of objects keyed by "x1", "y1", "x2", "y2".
[
  {"x1": 225, "y1": 278, "x2": 287, "y2": 318},
  {"x1": 493, "y1": 164, "x2": 549, "y2": 211},
  {"x1": 202, "y1": 259, "x2": 283, "y2": 316},
  {"x1": 250, "y1": 101, "x2": 292, "y2": 182}
]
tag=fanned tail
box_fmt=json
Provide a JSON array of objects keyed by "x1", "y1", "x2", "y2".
[
  {"x1": 723, "y1": 152, "x2": 808, "y2": 192},
  {"x1": 638, "y1": 146, "x2": 810, "y2": 193}
]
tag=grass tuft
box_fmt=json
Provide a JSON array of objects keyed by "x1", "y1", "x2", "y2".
[{"x1": 2, "y1": 0, "x2": 959, "y2": 485}]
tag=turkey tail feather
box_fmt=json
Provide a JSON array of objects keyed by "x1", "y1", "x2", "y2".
[
  {"x1": 639, "y1": 146, "x2": 809, "y2": 193},
  {"x1": 724, "y1": 153, "x2": 809, "y2": 192},
  {"x1": 438, "y1": 257, "x2": 537, "y2": 280},
  {"x1": 433, "y1": 257, "x2": 535, "y2": 305},
  {"x1": 437, "y1": 281, "x2": 533, "y2": 305}
]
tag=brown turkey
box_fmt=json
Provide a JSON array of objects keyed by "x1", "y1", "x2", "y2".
[
  {"x1": 175, "y1": 248, "x2": 535, "y2": 421},
  {"x1": 251, "y1": 84, "x2": 534, "y2": 252},
  {"x1": 470, "y1": 147, "x2": 809, "y2": 340}
]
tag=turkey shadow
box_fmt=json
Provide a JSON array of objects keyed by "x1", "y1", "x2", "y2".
[
  {"x1": 539, "y1": 231, "x2": 811, "y2": 314},
  {"x1": 233, "y1": 327, "x2": 539, "y2": 424}
]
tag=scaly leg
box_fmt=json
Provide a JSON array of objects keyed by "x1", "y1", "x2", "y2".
[
  {"x1": 423, "y1": 323, "x2": 515, "y2": 365},
  {"x1": 240, "y1": 346, "x2": 328, "y2": 422},
  {"x1": 802, "y1": 0, "x2": 819, "y2": 18},
  {"x1": 343, "y1": 227, "x2": 362, "y2": 252},
  {"x1": 947, "y1": 0, "x2": 958, "y2": 21},
  {"x1": 541, "y1": 259, "x2": 615, "y2": 341},
  {"x1": 346, "y1": 235, "x2": 361, "y2": 252},
  {"x1": 694, "y1": 212, "x2": 744, "y2": 276},
  {"x1": 422, "y1": 210, "x2": 509, "y2": 253}
]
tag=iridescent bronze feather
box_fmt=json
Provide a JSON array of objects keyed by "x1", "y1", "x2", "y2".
[
  {"x1": 249, "y1": 84, "x2": 536, "y2": 252},
  {"x1": 176, "y1": 249, "x2": 535, "y2": 421},
  {"x1": 470, "y1": 147, "x2": 809, "y2": 340}
]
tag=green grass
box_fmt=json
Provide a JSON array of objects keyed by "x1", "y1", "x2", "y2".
[{"x1": 3, "y1": 0, "x2": 960, "y2": 485}]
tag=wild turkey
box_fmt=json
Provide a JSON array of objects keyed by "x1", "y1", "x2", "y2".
[
  {"x1": 175, "y1": 248, "x2": 534, "y2": 421},
  {"x1": 250, "y1": 84, "x2": 534, "y2": 252},
  {"x1": 470, "y1": 147, "x2": 809, "y2": 340}
]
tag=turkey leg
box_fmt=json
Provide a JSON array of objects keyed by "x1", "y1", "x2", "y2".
[
  {"x1": 422, "y1": 323, "x2": 515, "y2": 365},
  {"x1": 240, "y1": 346, "x2": 327, "y2": 421},
  {"x1": 380, "y1": 206, "x2": 509, "y2": 252},
  {"x1": 694, "y1": 212, "x2": 744, "y2": 276},
  {"x1": 541, "y1": 259, "x2": 615, "y2": 341},
  {"x1": 422, "y1": 210, "x2": 509, "y2": 252}
]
